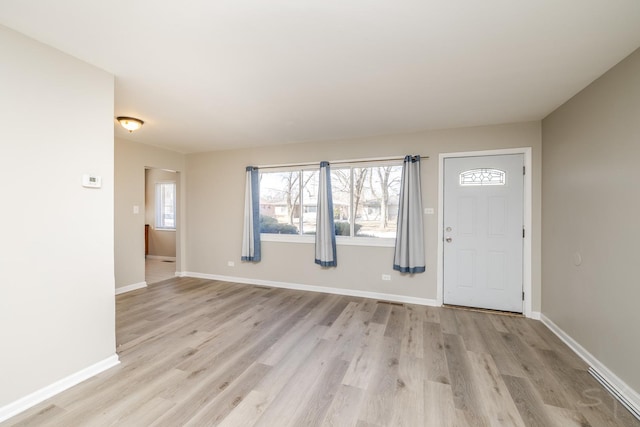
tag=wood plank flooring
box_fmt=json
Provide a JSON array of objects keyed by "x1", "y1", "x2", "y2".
[{"x1": 3, "y1": 277, "x2": 638, "y2": 426}]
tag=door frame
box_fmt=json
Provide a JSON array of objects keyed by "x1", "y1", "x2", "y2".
[{"x1": 437, "y1": 147, "x2": 533, "y2": 317}]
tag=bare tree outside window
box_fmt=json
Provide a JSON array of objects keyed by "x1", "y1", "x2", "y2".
[
  {"x1": 259, "y1": 162, "x2": 401, "y2": 239},
  {"x1": 354, "y1": 165, "x2": 401, "y2": 237},
  {"x1": 259, "y1": 170, "x2": 318, "y2": 234},
  {"x1": 370, "y1": 166, "x2": 402, "y2": 229},
  {"x1": 282, "y1": 172, "x2": 299, "y2": 226}
]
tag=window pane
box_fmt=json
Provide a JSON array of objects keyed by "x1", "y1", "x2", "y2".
[
  {"x1": 259, "y1": 171, "x2": 301, "y2": 234},
  {"x1": 163, "y1": 184, "x2": 175, "y2": 228},
  {"x1": 301, "y1": 170, "x2": 319, "y2": 235},
  {"x1": 156, "y1": 182, "x2": 176, "y2": 229},
  {"x1": 354, "y1": 166, "x2": 402, "y2": 238},
  {"x1": 459, "y1": 168, "x2": 506, "y2": 186},
  {"x1": 257, "y1": 163, "x2": 402, "y2": 241},
  {"x1": 330, "y1": 168, "x2": 352, "y2": 236}
]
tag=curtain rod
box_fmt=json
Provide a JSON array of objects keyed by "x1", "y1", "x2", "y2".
[{"x1": 256, "y1": 155, "x2": 429, "y2": 170}]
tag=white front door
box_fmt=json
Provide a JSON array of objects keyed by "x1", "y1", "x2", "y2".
[{"x1": 443, "y1": 154, "x2": 524, "y2": 313}]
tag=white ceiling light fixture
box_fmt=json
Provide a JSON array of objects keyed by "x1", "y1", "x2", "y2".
[{"x1": 117, "y1": 116, "x2": 144, "y2": 132}]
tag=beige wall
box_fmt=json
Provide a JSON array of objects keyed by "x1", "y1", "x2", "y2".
[
  {"x1": 145, "y1": 168, "x2": 178, "y2": 257},
  {"x1": 186, "y1": 122, "x2": 542, "y2": 308},
  {"x1": 115, "y1": 139, "x2": 185, "y2": 290},
  {"x1": 542, "y1": 48, "x2": 640, "y2": 391},
  {"x1": 0, "y1": 26, "x2": 115, "y2": 407}
]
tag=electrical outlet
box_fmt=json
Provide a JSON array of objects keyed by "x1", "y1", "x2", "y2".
[
  {"x1": 227, "y1": 261, "x2": 235, "y2": 267},
  {"x1": 381, "y1": 274, "x2": 391, "y2": 281}
]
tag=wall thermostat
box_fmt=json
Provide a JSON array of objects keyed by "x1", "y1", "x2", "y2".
[{"x1": 82, "y1": 174, "x2": 102, "y2": 188}]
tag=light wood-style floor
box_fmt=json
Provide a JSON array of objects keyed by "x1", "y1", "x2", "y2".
[
  {"x1": 145, "y1": 258, "x2": 176, "y2": 285},
  {"x1": 4, "y1": 277, "x2": 639, "y2": 426}
]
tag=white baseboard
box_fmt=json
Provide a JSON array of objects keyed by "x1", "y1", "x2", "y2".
[
  {"x1": 146, "y1": 255, "x2": 176, "y2": 261},
  {"x1": 540, "y1": 314, "x2": 640, "y2": 420},
  {"x1": 115, "y1": 281, "x2": 147, "y2": 295},
  {"x1": 178, "y1": 273, "x2": 538, "y2": 319},
  {"x1": 181, "y1": 271, "x2": 439, "y2": 307},
  {"x1": 0, "y1": 354, "x2": 120, "y2": 423}
]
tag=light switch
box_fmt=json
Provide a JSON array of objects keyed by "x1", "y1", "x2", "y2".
[
  {"x1": 133, "y1": 205, "x2": 140, "y2": 214},
  {"x1": 424, "y1": 208, "x2": 434, "y2": 215}
]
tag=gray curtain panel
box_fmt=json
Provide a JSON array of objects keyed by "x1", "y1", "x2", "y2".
[
  {"x1": 315, "y1": 161, "x2": 337, "y2": 267},
  {"x1": 241, "y1": 166, "x2": 261, "y2": 262},
  {"x1": 394, "y1": 155, "x2": 425, "y2": 273}
]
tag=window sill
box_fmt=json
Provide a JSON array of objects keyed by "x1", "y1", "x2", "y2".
[
  {"x1": 261, "y1": 234, "x2": 314, "y2": 244},
  {"x1": 155, "y1": 228, "x2": 176, "y2": 232},
  {"x1": 337, "y1": 236, "x2": 395, "y2": 248},
  {"x1": 260, "y1": 234, "x2": 395, "y2": 248}
]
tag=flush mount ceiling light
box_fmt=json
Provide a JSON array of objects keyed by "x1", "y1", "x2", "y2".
[{"x1": 117, "y1": 116, "x2": 144, "y2": 132}]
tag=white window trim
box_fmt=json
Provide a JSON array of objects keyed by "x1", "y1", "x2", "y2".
[
  {"x1": 336, "y1": 236, "x2": 395, "y2": 247},
  {"x1": 260, "y1": 234, "x2": 315, "y2": 244},
  {"x1": 260, "y1": 233, "x2": 395, "y2": 247},
  {"x1": 259, "y1": 160, "x2": 402, "y2": 247}
]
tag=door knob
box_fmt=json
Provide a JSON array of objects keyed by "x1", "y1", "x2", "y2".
[{"x1": 445, "y1": 237, "x2": 452, "y2": 243}]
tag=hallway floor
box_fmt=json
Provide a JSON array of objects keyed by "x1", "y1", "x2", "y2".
[{"x1": 145, "y1": 258, "x2": 176, "y2": 284}]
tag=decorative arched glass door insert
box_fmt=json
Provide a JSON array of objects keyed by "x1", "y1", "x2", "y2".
[{"x1": 459, "y1": 168, "x2": 506, "y2": 186}]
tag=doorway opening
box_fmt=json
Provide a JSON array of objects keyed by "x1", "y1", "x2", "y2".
[{"x1": 144, "y1": 167, "x2": 179, "y2": 284}]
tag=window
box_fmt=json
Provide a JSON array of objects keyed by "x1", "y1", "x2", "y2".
[
  {"x1": 259, "y1": 170, "x2": 318, "y2": 235},
  {"x1": 332, "y1": 164, "x2": 402, "y2": 239},
  {"x1": 459, "y1": 168, "x2": 506, "y2": 186},
  {"x1": 259, "y1": 162, "x2": 402, "y2": 244},
  {"x1": 155, "y1": 182, "x2": 176, "y2": 230}
]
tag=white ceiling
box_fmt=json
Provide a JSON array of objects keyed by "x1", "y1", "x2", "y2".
[{"x1": 2, "y1": 1, "x2": 640, "y2": 153}]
